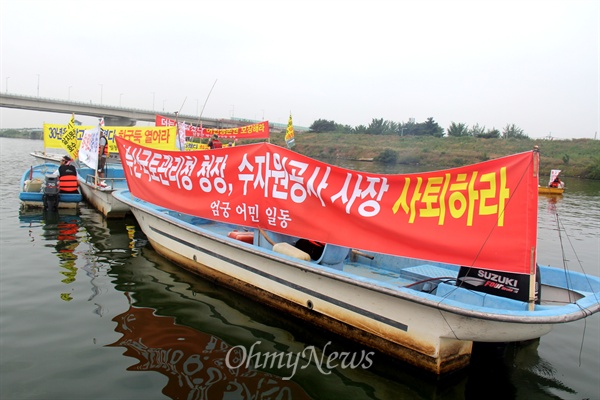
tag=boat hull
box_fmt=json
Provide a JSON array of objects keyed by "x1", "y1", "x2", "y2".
[
  {"x1": 113, "y1": 191, "x2": 598, "y2": 375},
  {"x1": 538, "y1": 187, "x2": 564, "y2": 195},
  {"x1": 77, "y1": 164, "x2": 130, "y2": 218}
]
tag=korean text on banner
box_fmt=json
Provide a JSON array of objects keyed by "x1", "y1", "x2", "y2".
[
  {"x1": 44, "y1": 123, "x2": 93, "y2": 150},
  {"x1": 61, "y1": 114, "x2": 80, "y2": 159},
  {"x1": 79, "y1": 126, "x2": 100, "y2": 170},
  {"x1": 116, "y1": 137, "x2": 538, "y2": 275}
]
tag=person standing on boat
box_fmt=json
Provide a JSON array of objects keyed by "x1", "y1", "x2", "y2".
[
  {"x1": 50, "y1": 155, "x2": 79, "y2": 193},
  {"x1": 97, "y1": 129, "x2": 108, "y2": 182},
  {"x1": 208, "y1": 134, "x2": 222, "y2": 149}
]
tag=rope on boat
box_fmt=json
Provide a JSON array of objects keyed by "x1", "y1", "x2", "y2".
[
  {"x1": 551, "y1": 204, "x2": 596, "y2": 368},
  {"x1": 553, "y1": 210, "x2": 599, "y2": 312}
]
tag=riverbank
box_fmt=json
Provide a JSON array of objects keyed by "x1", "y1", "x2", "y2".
[
  {"x1": 4, "y1": 129, "x2": 599, "y2": 179},
  {"x1": 269, "y1": 132, "x2": 600, "y2": 179}
]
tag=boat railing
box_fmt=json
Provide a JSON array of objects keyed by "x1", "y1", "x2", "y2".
[{"x1": 83, "y1": 174, "x2": 127, "y2": 188}]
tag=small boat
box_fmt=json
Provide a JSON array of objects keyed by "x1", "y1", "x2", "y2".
[
  {"x1": 30, "y1": 150, "x2": 66, "y2": 164},
  {"x1": 19, "y1": 163, "x2": 82, "y2": 210},
  {"x1": 539, "y1": 169, "x2": 565, "y2": 195},
  {"x1": 113, "y1": 139, "x2": 600, "y2": 375},
  {"x1": 76, "y1": 162, "x2": 130, "y2": 218}
]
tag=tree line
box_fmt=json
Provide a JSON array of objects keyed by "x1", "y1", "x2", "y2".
[{"x1": 309, "y1": 118, "x2": 528, "y2": 139}]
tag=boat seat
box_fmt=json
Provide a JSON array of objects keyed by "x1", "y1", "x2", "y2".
[
  {"x1": 24, "y1": 179, "x2": 43, "y2": 192},
  {"x1": 315, "y1": 244, "x2": 351, "y2": 270},
  {"x1": 403, "y1": 265, "x2": 456, "y2": 279}
]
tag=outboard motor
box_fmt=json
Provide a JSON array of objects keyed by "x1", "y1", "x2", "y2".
[{"x1": 43, "y1": 174, "x2": 60, "y2": 211}]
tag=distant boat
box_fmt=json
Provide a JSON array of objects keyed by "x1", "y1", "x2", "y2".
[
  {"x1": 113, "y1": 139, "x2": 600, "y2": 375},
  {"x1": 539, "y1": 169, "x2": 565, "y2": 195},
  {"x1": 30, "y1": 150, "x2": 65, "y2": 164},
  {"x1": 19, "y1": 163, "x2": 82, "y2": 210}
]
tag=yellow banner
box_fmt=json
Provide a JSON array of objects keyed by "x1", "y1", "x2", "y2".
[
  {"x1": 44, "y1": 123, "x2": 93, "y2": 150},
  {"x1": 43, "y1": 124, "x2": 178, "y2": 154},
  {"x1": 102, "y1": 127, "x2": 178, "y2": 153},
  {"x1": 184, "y1": 142, "x2": 209, "y2": 151}
]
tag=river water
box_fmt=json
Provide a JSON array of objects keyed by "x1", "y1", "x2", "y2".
[{"x1": 1, "y1": 137, "x2": 598, "y2": 400}]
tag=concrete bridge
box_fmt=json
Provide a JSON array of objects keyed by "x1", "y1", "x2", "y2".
[{"x1": 0, "y1": 92, "x2": 249, "y2": 129}]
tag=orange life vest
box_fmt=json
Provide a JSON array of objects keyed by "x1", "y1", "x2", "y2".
[
  {"x1": 59, "y1": 175, "x2": 78, "y2": 193},
  {"x1": 99, "y1": 136, "x2": 109, "y2": 156}
]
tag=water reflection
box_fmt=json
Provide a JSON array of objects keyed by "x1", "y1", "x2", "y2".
[
  {"x1": 11, "y1": 172, "x2": 596, "y2": 398},
  {"x1": 19, "y1": 209, "x2": 81, "y2": 300},
  {"x1": 108, "y1": 293, "x2": 311, "y2": 400},
  {"x1": 101, "y1": 221, "x2": 589, "y2": 399},
  {"x1": 466, "y1": 340, "x2": 577, "y2": 400}
]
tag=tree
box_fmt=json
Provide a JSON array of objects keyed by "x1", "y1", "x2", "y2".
[
  {"x1": 469, "y1": 123, "x2": 486, "y2": 137},
  {"x1": 309, "y1": 119, "x2": 336, "y2": 132},
  {"x1": 502, "y1": 124, "x2": 528, "y2": 139},
  {"x1": 447, "y1": 122, "x2": 469, "y2": 137},
  {"x1": 423, "y1": 117, "x2": 444, "y2": 137},
  {"x1": 476, "y1": 128, "x2": 500, "y2": 139},
  {"x1": 366, "y1": 118, "x2": 391, "y2": 135}
]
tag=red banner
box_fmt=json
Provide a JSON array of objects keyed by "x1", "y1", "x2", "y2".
[
  {"x1": 117, "y1": 137, "x2": 538, "y2": 275},
  {"x1": 156, "y1": 115, "x2": 270, "y2": 139}
]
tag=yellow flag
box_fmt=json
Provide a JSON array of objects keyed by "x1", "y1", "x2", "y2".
[
  {"x1": 61, "y1": 113, "x2": 79, "y2": 159},
  {"x1": 285, "y1": 113, "x2": 295, "y2": 148}
]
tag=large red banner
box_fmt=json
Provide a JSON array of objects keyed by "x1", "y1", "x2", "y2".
[
  {"x1": 156, "y1": 115, "x2": 270, "y2": 139},
  {"x1": 117, "y1": 137, "x2": 538, "y2": 275}
]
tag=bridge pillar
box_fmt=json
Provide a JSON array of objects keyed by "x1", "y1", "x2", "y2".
[{"x1": 104, "y1": 116, "x2": 136, "y2": 126}]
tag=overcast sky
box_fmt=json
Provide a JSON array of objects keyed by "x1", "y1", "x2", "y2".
[{"x1": 1, "y1": 0, "x2": 598, "y2": 139}]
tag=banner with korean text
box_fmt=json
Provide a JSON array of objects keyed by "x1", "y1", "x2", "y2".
[
  {"x1": 116, "y1": 137, "x2": 538, "y2": 275},
  {"x1": 156, "y1": 115, "x2": 270, "y2": 140},
  {"x1": 155, "y1": 115, "x2": 205, "y2": 139},
  {"x1": 44, "y1": 123, "x2": 93, "y2": 150},
  {"x1": 44, "y1": 124, "x2": 178, "y2": 155}
]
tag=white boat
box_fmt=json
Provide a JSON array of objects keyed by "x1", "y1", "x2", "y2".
[
  {"x1": 113, "y1": 139, "x2": 600, "y2": 375},
  {"x1": 76, "y1": 162, "x2": 130, "y2": 218},
  {"x1": 30, "y1": 150, "x2": 65, "y2": 164}
]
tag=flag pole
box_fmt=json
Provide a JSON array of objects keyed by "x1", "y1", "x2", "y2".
[
  {"x1": 94, "y1": 119, "x2": 101, "y2": 186},
  {"x1": 195, "y1": 79, "x2": 218, "y2": 138}
]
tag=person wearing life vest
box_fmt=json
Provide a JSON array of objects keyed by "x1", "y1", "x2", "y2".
[
  {"x1": 54, "y1": 155, "x2": 79, "y2": 193},
  {"x1": 208, "y1": 134, "x2": 222, "y2": 149},
  {"x1": 550, "y1": 176, "x2": 563, "y2": 188},
  {"x1": 98, "y1": 129, "x2": 109, "y2": 180}
]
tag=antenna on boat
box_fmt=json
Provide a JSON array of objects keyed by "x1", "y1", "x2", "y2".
[
  {"x1": 177, "y1": 97, "x2": 187, "y2": 115},
  {"x1": 196, "y1": 79, "x2": 218, "y2": 130}
]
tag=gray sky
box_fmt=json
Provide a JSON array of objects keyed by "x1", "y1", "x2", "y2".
[{"x1": 1, "y1": 0, "x2": 598, "y2": 139}]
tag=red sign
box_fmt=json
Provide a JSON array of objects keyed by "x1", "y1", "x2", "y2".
[
  {"x1": 156, "y1": 115, "x2": 270, "y2": 139},
  {"x1": 117, "y1": 137, "x2": 538, "y2": 275}
]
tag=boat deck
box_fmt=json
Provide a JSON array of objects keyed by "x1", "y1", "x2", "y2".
[{"x1": 162, "y1": 209, "x2": 460, "y2": 289}]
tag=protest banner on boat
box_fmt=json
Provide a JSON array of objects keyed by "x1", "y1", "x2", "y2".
[
  {"x1": 156, "y1": 115, "x2": 270, "y2": 140},
  {"x1": 59, "y1": 114, "x2": 81, "y2": 160},
  {"x1": 155, "y1": 115, "x2": 205, "y2": 139},
  {"x1": 548, "y1": 169, "x2": 561, "y2": 186},
  {"x1": 116, "y1": 137, "x2": 539, "y2": 275},
  {"x1": 78, "y1": 126, "x2": 100, "y2": 170},
  {"x1": 43, "y1": 124, "x2": 178, "y2": 155},
  {"x1": 44, "y1": 122, "x2": 93, "y2": 151},
  {"x1": 184, "y1": 141, "x2": 209, "y2": 151}
]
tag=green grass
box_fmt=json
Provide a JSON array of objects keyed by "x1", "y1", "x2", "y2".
[{"x1": 270, "y1": 132, "x2": 600, "y2": 179}]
